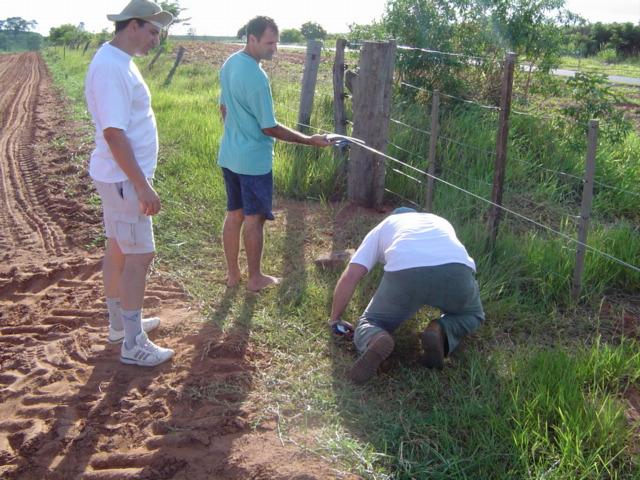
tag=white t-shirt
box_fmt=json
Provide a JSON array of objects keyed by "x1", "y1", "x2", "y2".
[
  {"x1": 85, "y1": 43, "x2": 158, "y2": 183},
  {"x1": 350, "y1": 213, "x2": 476, "y2": 272}
]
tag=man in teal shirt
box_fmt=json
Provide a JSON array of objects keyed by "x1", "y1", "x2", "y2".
[{"x1": 218, "y1": 16, "x2": 333, "y2": 291}]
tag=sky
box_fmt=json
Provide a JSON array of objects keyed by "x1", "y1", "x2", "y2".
[{"x1": 1, "y1": 0, "x2": 638, "y2": 37}]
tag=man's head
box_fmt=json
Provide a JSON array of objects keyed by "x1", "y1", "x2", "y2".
[
  {"x1": 392, "y1": 207, "x2": 417, "y2": 215},
  {"x1": 108, "y1": 0, "x2": 173, "y2": 56},
  {"x1": 244, "y1": 16, "x2": 279, "y2": 61}
]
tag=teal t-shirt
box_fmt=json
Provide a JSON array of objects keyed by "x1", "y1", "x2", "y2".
[{"x1": 217, "y1": 51, "x2": 277, "y2": 175}]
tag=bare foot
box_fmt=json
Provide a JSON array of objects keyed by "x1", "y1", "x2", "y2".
[
  {"x1": 247, "y1": 274, "x2": 281, "y2": 292},
  {"x1": 226, "y1": 272, "x2": 242, "y2": 288}
]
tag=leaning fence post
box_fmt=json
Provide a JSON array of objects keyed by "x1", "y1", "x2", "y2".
[
  {"x1": 297, "y1": 40, "x2": 322, "y2": 133},
  {"x1": 333, "y1": 39, "x2": 348, "y2": 160},
  {"x1": 487, "y1": 52, "x2": 516, "y2": 247},
  {"x1": 348, "y1": 40, "x2": 397, "y2": 208},
  {"x1": 163, "y1": 46, "x2": 185, "y2": 86},
  {"x1": 82, "y1": 41, "x2": 91, "y2": 55},
  {"x1": 572, "y1": 119, "x2": 599, "y2": 300},
  {"x1": 148, "y1": 47, "x2": 163, "y2": 70},
  {"x1": 425, "y1": 90, "x2": 440, "y2": 212}
]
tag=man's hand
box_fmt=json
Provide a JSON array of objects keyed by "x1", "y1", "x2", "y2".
[
  {"x1": 262, "y1": 124, "x2": 336, "y2": 147},
  {"x1": 103, "y1": 127, "x2": 159, "y2": 215},
  {"x1": 309, "y1": 134, "x2": 333, "y2": 147},
  {"x1": 134, "y1": 180, "x2": 161, "y2": 216}
]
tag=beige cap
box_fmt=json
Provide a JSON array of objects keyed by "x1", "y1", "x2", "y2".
[{"x1": 107, "y1": 0, "x2": 174, "y2": 29}]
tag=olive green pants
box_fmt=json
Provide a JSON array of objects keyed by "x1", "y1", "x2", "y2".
[{"x1": 353, "y1": 263, "x2": 485, "y2": 355}]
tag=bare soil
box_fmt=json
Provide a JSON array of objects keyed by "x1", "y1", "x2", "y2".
[{"x1": 0, "y1": 52, "x2": 349, "y2": 479}]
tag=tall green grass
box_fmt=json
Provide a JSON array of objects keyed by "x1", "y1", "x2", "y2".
[{"x1": 44, "y1": 46, "x2": 640, "y2": 479}]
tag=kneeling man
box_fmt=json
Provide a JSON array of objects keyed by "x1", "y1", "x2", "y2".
[{"x1": 328, "y1": 207, "x2": 485, "y2": 384}]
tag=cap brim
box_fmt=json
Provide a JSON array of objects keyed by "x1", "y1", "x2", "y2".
[
  {"x1": 142, "y1": 11, "x2": 173, "y2": 28},
  {"x1": 107, "y1": 11, "x2": 173, "y2": 29}
]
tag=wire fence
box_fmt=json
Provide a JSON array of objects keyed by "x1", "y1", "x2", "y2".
[{"x1": 245, "y1": 40, "x2": 640, "y2": 282}]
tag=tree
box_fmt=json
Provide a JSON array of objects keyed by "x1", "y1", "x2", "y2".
[
  {"x1": 383, "y1": 0, "x2": 568, "y2": 99},
  {"x1": 48, "y1": 24, "x2": 88, "y2": 46},
  {"x1": 0, "y1": 17, "x2": 41, "y2": 51},
  {"x1": 347, "y1": 21, "x2": 386, "y2": 43},
  {"x1": 95, "y1": 28, "x2": 111, "y2": 45},
  {"x1": 1, "y1": 17, "x2": 37, "y2": 35},
  {"x1": 280, "y1": 28, "x2": 303, "y2": 44},
  {"x1": 158, "y1": 1, "x2": 190, "y2": 43},
  {"x1": 300, "y1": 21, "x2": 326, "y2": 40},
  {"x1": 237, "y1": 23, "x2": 247, "y2": 39}
]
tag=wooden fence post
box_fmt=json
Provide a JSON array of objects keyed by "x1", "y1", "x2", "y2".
[
  {"x1": 333, "y1": 39, "x2": 347, "y2": 136},
  {"x1": 297, "y1": 40, "x2": 322, "y2": 132},
  {"x1": 82, "y1": 41, "x2": 91, "y2": 55},
  {"x1": 425, "y1": 90, "x2": 440, "y2": 212},
  {"x1": 163, "y1": 47, "x2": 185, "y2": 86},
  {"x1": 348, "y1": 41, "x2": 397, "y2": 208},
  {"x1": 148, "y1": 47, "x2": 163, "y2": 70},
  {"x1": 572, "y1": 119, "x2": 599, "y2": 299},
  {"x1": 487, "y1": 52, "x2": 516, "y2": 247}
]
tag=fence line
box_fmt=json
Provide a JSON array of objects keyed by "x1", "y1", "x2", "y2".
[
  {"x1": 389, "y1": 167, "x2": 423, "y2": 185},
  {"x1": 347, "y1": 141, "x2": 640, "y2": 274},
  {"x1": 284, "y1": 85, "x2": 638, "y2": 203},
  {"x1": 399, "y1": 82, "x2": 500, "y2": 112},
  {"x1": 385, "y1": 187, "x2": 422, "y2": 208},
  {"x1": 396, "y1": 44, "x2": 497, "y2": 64},
  {"x1": 437, "y1": 135, "x2": 495, "y2": 158},
  {"x1": 280, "y1": 90, "x2": 637, "y2": 276},
  {"x1": 388, "y1": 141, "x2": 423, "y2": 160},
  {"x1": 390, "y1": 117, "x2": 431, "y2": 136},
  {"x1": 390, "y1": 159, "x2": 582, "y2": 225}
]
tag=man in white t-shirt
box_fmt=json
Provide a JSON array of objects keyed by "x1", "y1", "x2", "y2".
[
  {"x1": 85, "y1": 0, "x2": 174, "y2": 366},
  {"x1": 328, "y1": 207, "x2": 485, "y2": 384}
]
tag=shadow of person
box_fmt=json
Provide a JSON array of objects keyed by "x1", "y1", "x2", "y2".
[
  {"x1": 19, "y1": 281, "x2": 265, "y2": 479},
  {"x1": 275, "y1": 201, "x2": 308, "y2": 315}
]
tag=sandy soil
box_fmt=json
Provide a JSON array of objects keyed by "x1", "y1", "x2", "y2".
[{"x1": 0, "y1": 52, "x2": 350, "y2": 479}]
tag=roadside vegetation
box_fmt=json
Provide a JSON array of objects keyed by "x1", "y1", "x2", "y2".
[{"x1": 40, "y1": 0, "x2": 640, "y2": 476}]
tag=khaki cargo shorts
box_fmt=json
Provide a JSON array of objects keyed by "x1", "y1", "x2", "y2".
[{"x1": 93, "y1": 179, "x2": 155, "y2": 254}]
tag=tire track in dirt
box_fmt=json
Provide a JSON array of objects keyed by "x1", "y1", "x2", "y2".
[
  {"x1": 0, "y1": 52, "x2": 347, "y2": 479},
  {"x1": 0, "y1": 52, "x2": 66, "y2": 263}
]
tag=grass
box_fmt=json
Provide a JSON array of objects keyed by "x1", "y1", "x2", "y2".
[
  {"x1": 43, "y1": 44, "x2": 640, "y2": 479},
  {"x1": 559, "y1": 55, "x2": 640, "y2": 79}
]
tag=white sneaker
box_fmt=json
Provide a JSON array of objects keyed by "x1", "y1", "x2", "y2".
[
  {"x1": 120, "y1": 332, "x2": 174, "y2": 367},
  {"x1": 108, "y1": 317, "x2": 161, "y2": 343}
]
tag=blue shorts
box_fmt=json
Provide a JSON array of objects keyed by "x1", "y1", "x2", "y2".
[{"x1": 222, "y1": 167, "x2": 274, "y2": 220}]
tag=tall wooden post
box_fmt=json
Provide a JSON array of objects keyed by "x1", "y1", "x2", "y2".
[
  {"x1": 348, "y1": 41, "x2": 396, "y2": 208},
  {"x1": 487, "y1": 52, "x2": 516, "y2": 247},
  {"x1": 425, "y1": 90, "x2": 440, "y2": 212},
  {"x1": 572, "y1": 120, "x2": 599, "y2": 299},
  {"x1": 333, "y1": 39, "x2": 347, "y2": 136},
  {"x1": 333, "y1": 39, "x2": 348, "y2": 159},
  {"x1": 297, "y1": 40, "x2": 322, "y2": 132},
  {"x1": 148, "y1": 48, "x2": 163, "y2": 70},
  {"x1": 163, "y1": 47, "x2": 185, "y2": 86}
]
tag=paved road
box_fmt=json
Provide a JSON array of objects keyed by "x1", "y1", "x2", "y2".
[{"x1": 552, "y1": 68, "x2": 640, "y2": 86}]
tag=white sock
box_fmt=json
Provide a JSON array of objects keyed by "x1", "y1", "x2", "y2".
[
  {"x1": 122, "y1": 309, "x2": 142, "y2": 349},
  {"x1": 106, "y1": 298, "x2": 123, "y2": 331}
]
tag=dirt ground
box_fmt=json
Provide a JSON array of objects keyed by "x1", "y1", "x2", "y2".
[{"x1": 0, "y1": 52, "x2": 352, "y2": 479}]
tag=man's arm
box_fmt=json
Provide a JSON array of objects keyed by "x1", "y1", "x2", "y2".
[
  {"x1": 220, "y1": 104, "x2": 226, "y2": 121},
  {"x1": 329, "y1": 263, "x2": 368, "y2": 323},
  {"x1": 262, "y1": 124, "x2": 332, "y2": 147},
  {"x1": 103, "y1": 127, "x2": 160, "y2": 216}
]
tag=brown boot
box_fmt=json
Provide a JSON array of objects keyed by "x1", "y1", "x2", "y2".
[
  {"x1": 349, "y1": 331, "x2": 395, "y2": 385},
  {"x1": 420, "y1": 321, "x2": 446, "y2": 369}
]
